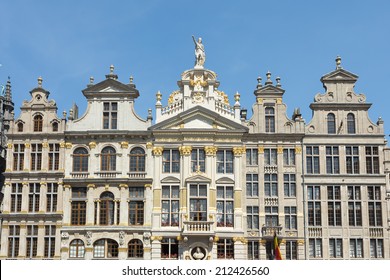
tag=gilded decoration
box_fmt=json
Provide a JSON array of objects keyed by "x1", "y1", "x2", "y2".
[
  {"x1": 89, "y1": 142, "x2": 97, "y2": 149},
  {"x1": 144, "y1": 184, "x2": 152, "y2": 188},
  {"x1": 257, "y1": 97, "x2": 263, "y2": 104},
  {"x1": 258, "y1": 146, "x2": 264, "y2": 153},
  {"x1": 215, "y1": 90, "x2": 229, "y2": 104},
  {"x1": 87, "y1": 184, "x2": 95, "y2": 189},
  {"x1": 179, "y1": 146, "x2": 192, "y2": 156},
  {"x1": 7, "y1": 143, "x2": 12, "y2": 149},
  {"x1": 233, "y1": 146, "x2": 246, "y2": 156},
  {"x1": 297, "y1": 239, "x2": 305, "y2": 245},
  {"x1": 204, "y1": 146, "x2": 218, "y2": 156},
  {"x1": 119, "y1": 184, "x2": 128, "y2": 189},
  {"x1": 42, "y1": 142, "x2": 49, "y2": 148},
  {"x1": 233, "y1": 237, "x2": 247, "y2": 244},
  {"x1": 59, "y1": 142, "x2": 66, "y2": 148},
  {"x1": 277, "y1": 146, "x2": 283, "y2": 154},
  {"x1": 120, "y1": 141, "x2": 129, "y2": 149},
  {"x1": 146, "y1": 142, "x2": 153, "y2": 149},
  {"x1": 152, "y1": 147, "x2": 164, "y2": 156},
  {"x1": 65, "y1": 142, "x2": 72, "y2": 149},
  {"x1": 276, "y1": 98, "x2": 282, "y2": 104},
  {"x1": 295, "y1": 146, "x2": 302, "y2": 154},
  {"x1": 151, "y1": 236, "x2": 163, "y2": 241},
  {"x1": 168, "y1": 90, "x2": 181, "y2": 104},
  {"x1": 24, "y1": 142, "x2": 31, "y2": 149}
]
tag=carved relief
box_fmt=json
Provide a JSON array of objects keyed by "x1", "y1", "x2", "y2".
[
  {"x1": 232, "y1": 146, "x2": 246, "y2": 156},
  {"x1": 89, "y1": 142, "x2": 97, "y2": 149},
  {"x1": 152, "y1": 147, "x2": 164, "y2": 156}
]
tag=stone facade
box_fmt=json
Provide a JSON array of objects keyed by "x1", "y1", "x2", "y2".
[{"x1": 0, "y1": 52, "x2": 389, "y2": 260}]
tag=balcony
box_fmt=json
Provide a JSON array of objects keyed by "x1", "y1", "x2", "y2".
[
  {"x1": 261, "y1": 225, "x2": 282, "y2": 237},
  {"x1": 127, "y1": 172, "x2": 146, "y2": 179},
  {"x1": 94, "y1": 171, "x2": 121, "y2": 178},
  {"x1": 369, "y1": 227, "x2": 383, "y2": 237},
  {"x1": 183, "y1": 221, "x2": 215, "y2": 235},
  {"x1": 308, "y1": 227, "x2": 322, "y2": 237},
  {"x1": 264, "y1": 165, "x2": 278, "y2": 173},
  {"x1": 70, "y1": 172, "x2": 89, "y2": 179}
]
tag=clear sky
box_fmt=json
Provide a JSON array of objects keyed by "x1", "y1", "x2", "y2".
[{"x1": 1, "y1": 1, "x2": 390, "y2": 138}]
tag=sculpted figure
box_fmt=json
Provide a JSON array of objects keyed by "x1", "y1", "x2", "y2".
[{"x1": 192, "y1": 35, "x2": 206, "y2": 67}]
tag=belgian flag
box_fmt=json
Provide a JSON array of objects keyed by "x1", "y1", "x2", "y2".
[{"x1": 274, "y1": 232, "x2": 282, "y2": 260}]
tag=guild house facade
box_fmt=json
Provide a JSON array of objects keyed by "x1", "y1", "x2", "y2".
[{"x1": 0, "y1": 39, "x2": 389, "y2": 260}]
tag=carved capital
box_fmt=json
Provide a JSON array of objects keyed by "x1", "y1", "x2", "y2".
[
  {"x1": 152, "y1": 147, "x2": 164, "y2": 156},
  {"x1": 24, "y1": 142, "x2": 31, "y2": 149},
  {"x1": 89, "y1": 142, "x2": 97, "y2": 149},
  {"x1": 258, "y1": 146, "x2": 264, "y2": 154},
  {"x1": 257, "y1": 97, "x2": 263, "y2": 104},
  {"x1": 42, "y1": 142, "x2": 49, "y2": 148},
  {"x1": 179, "y1": 146, "x2": 192, "y2": 156},
  {"x1": 119, "y1": 184, "x2": 128, "y2": 189},
  {"x1": 65, "y1": 142, "x2": 72, "y2": 149},
  {"x1": 297, "y1": 239, "x2": 305, "y2": 245},
  {"x1": 295, "y1": 146, "x2": 302, "y2": 154},
  {"x1": 276, "y1": 98, "x2": 282, "y2": 104},
  {"x1": 120, "y1": 141, "x2": 129, "y2": 149},
  {"x1": 146, "y1": 142, "x2": 153, "y2": 149},
  {"x1": 204, "y1": 146, "x2": 218, "y2": 156},
  {"x1": 144, "y1": 184, "x2": 152, "y2": 189},
  {"x1": 59, "y1": 142, "x2": 66, "y2": 148},
  {"x1": 151, "y1": 236, "x2": 163, "y2": 241},
  {"x1": 277, "y1": 146, "x2": 283, "y2": 154},
  {"x1": 40, "y1": 181, "x2": 47, "y2": 187},
  {"x1": 7, "y1": 143, "x2": 13, "y2": 149},
  {"x1": 233, "y1": 146, "x2": 246, "y2": 156},
  {"x1": 232, "y1": 237, "x2": 247, "y2": 244}
]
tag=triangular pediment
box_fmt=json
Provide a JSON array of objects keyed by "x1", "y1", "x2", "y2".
[
  {"x1": 150, "y1": 106, "x2": 248, "y2": 131},
  {"x1": 254, "y1": 84, "x2": 285, "y2": 97},
  {"x1": 321, "y1": 68, "x2": 358, "y2": 83},
  {"x1": 185, "y1": 174, "x2": 212, "y2": 183},
  {"x1": 82, "y1": 78, "x2": 139, "y2": 98}
]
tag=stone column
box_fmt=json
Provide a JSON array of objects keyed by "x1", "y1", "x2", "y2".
[
  {"x1": 37, "y1": 223, "x2": 45, "y2": 258},
  {"x1": 119, "y1": 184, "x2": 129, "y2": 226},
  {"x1": 41, "y1": 142, "x2": 49, "y2": 171},
  {"x1": 21, "y1": 182, "x2": 29, "y2": 213},
  {"x1": 24, "y1": 142, "x2": 31, "y2": 171},
  {"x1": 151, "y1": 236, "x2": 162, "y2": 260},
  {"x1": 2, "y1": 182, "x2": 11, "y2": 213},
  {"x1": 0, "y1": 223, "x2": 9, "y2": 258},
  {"x1": 179, "y1": 146, "x2": 192, "y2": 220},
  {"x1": 18, "y1": 223, "x2": 27, "y2": 258},
  {"x1": 86, "y1": 184, "x2": 95, "y2": 225},
  {"x1": 56, "y1": 181, "x2": 64, "y2": 214},
  {"x1": 144, "y1": 184, "x2": 153, "y2": 227},
  {"x1": 233, "y1": 146, "x2": 245, "y2": 231},
  {"x1": 62, "y1": 185, "x2": 71, "y2": 225},
  {"x1": 39, "y1": 182, "x2": 47, "y2": 213},
  {"x1": 205, "y1": 146, "x2": 217, "y2": 216},
  {"x1": 152, "y1": 147, "x2": 163, "y2": 230},
  {"x1": 233, "y1": 237, "x2": 247, "y2": 260}
]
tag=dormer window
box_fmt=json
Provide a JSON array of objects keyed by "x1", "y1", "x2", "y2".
[
  {"x1": 52, "y1": 122, "x2": 58, "y2": 132},
  {"x1": 103, "y1": 102, "x2": 117, "y2": 129},
  {"x1": 265, "y1": 107, "x2": 275, "y2": 133},
  {"x1": 33, "y1": 115, "x2": 43, "y2": 132}
]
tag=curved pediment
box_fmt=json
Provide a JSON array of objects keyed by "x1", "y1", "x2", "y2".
[
  {"x1": 215, "y1": 177, "x2": 235, "y2": 184},
  {"x1": 161, "y1": 176, "x2": 180, "y2": 183}
]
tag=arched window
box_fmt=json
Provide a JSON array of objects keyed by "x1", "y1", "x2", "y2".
[
  {"x1": 128, "y1": 239, "x2": 143, "y2": 258},
  {"x1": 327, "y1": 113, "x2": 336, "y2": 134},
  {"x1": 69, "y1": 239, "x2": 85, "y2": 258},
  {"x1": 17, "y1": 122, "x2": 23, "y2": 132},
  {"x1": 265, "y1": 107, "x2": 275, "y2": 133},
  {"x1": 99, "y1": 192, "x2": 115, "y2": 225},
  {"x1": 101, "y1": 147, "x2": 116, "y2": 171},
  {"x1": 129, "y1": 147, "x2": 146, "y2": 172},
  {"x1": 93, "y1": 239, "x2": 118, "y2": 259},
  {"x1": 73, "y1": 147, "x2": 89, "y2": 172},
  {"x1": 347, "y1": 113, "x2": 356, "y2": 134},
  {"x1": 52, "y1": 122, "x2": 58, "y2": 132},
  {"x1": 33, "y1": 115, "x2": 43, "y2": 132}
]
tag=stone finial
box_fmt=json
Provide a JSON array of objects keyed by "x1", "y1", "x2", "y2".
[
  {"x1": 257, "y1": 76, "x2": 262, "y2": 88},
  {"x1": 265, "y1": 71, "x2": 272, "y2": 85},
  {"x1": 276, "y1": 77, "x2": 281, "y2": 87},
  {"x1": 110, "y1": 64, "x2": 114, "y2": 74},
  {"x1": 147, "y1": 108, "x2": 153, "y2": 120},
  {"x1": 156, "y1": 90, "x2": 162, "y2": 102},
  {"x1": 89, "y1": 76, "x2": 94, "y2": 85},
  {"x1": 234, "y1": 91, "x2": 240, "y2": 102},
  {"x1": 62, "y1": 110, "x2": 67, "y2": 119},
  {"x1": 129, "y1": 76, "x2": 134, "y2": 84},
  {"x1": 38, "y1": 76, "x2": 43, "y2": 87},
  {"x1": 336, "y1": 56, "x2": 342, "y2": 69}
]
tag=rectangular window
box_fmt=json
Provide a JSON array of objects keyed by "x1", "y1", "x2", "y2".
[
  {"x1": 161, "y1": 185, "x2": 179, "y2": 226},
  {"x1": 308, "y1": 186, "x2": 321, "y2": 226},
  {"x1": 306, "y1": 146, "x2": 320, "y2": 174},
  {"x1": 368, "y1": 186, "x2": 382, "y2": 226},
  {"x1": 264, "y1": 174, "x2": 278, "y2": 197},
  {"x1": 129, "y1": 186, "x2": 144, "y2": 226},
  {"x1": 216, "y1": 186, "x2": 234, "y2": 227},
  {"x1": 285, "y1": 241, "x2": 298, "y2": 260},
  {"x1": 329, "y1": 238, "x2": 343, "y2": 258},
  {"x1": 48, "y1": 143, "x2": 60, "y2": 171},
  {"x1": 46, "y1": 183, "x2": 58, "y2": 212},
  {"x1": 328, "y1": 186, "x2": 342, "y2": 226},
  {"x1": 71, "y1": 187, "x2": 87, "y2": 226},
  {"x1": 11, "y1": 183, "x2": 23, "y2": 212},
  {"x1": 350, "y1": 239, "x2": 363, "y2": 258},
  {"x1": 13, "y1": 144, "x2": 24, "y2": 171},
  {"x1": 216, "y1": 150, "x2": 234, "y2": 173},
  {"x1": 285, "y1": 206, "x2": 297, "y2": 230},
  {"x1": 247, "y1": 241, "x2": 259, "y2": 260},
  {"x1": 309, "y1": 238, "x2": 322, "y2": 258},
  {"x1": 30, "y1": 143, "x2": 42, "y2": 171},
  {"x1": 44, "y1": 225, "x2": 56, "y2": 258},
  {"x1": 103, "y1": 102, "x2": 118, "y2": 129},
  {"x1": 189, "y1": 184, "x2": 207, "y2": 222},
  {"x1": 217, "y1": 239, "x2": 234, "y2": 259},
  {"x1": 161, "y1": 238, "x2": 178, "y2": 259},
  {"x1": 8, "y1": 225, "x2": 20, "y2": 258},
  {"x1": 283, "y1": 148, "x2": 295, "y2": 166},
  {"x1": 366, "y1": 146, "x2": 379, "y2": 174},
  {"x1": 348, "y1": 186, "x2": 362, "y2": 226},
  {"x1": 247, "y1": 206, "x2": 259, "y2": 230},
  {"x1": 265, "y1": 206, "x2": 278, "y2": 227},
  {"x1": 346, "y1": 146, "x2": 359, "y2": 174},
  {"x1": 326, "y1": 146, "x2": 339, "y2": 174},
  {"x1": 264, "y1": 149, "x2": 277, "y2": 165},
  {"x1": 162, "y1": 149, "x2": 180, "y2": 173},
  {"x1": 246, "y1": 173, "x2": 259, "y2": 197},
  {"x1": 28, "y1": 183, "x2": 40, "y2": 212},
  {"x1": 284, "y1": 174, "x2": 296, "y2": 197},
  {"x1": 26, "y1": 225, "x2": 38, "y2": 258},
  {"x1": 370, "y1": 239, "x2": 384, "y2": 258},
  {"x1": 246, "y1": 148, "x2": 258, "y2": 166},
  {"x1": 191, "y1": 148, "x2": 205, "y2": 172}
]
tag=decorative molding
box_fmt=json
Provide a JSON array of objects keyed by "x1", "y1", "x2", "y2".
[
  {"x1": 276, "y1": 98, "x2": 282, "y2": 104},
  {"x1": 119, "y1": 184, "x2": 128, "y2": 189},
  {"x1": 59, "y1": 142, "x2": 66, "y2": 148},
  {"x1": 233, "y1": 146, "x2": 246, "y2": 156},
  {"x1": 146, "y1": 142, "x2": 153, "y2": 149},
  {"x1": 151, "y1": 236, "x2": 163, "y2": 241},
  {"x1": 257, "y1": 97, "x2": 263, "y2": 104},
  {"x1": 89, "y1": 142, "x2": 97, "y2": 149},
  {"x1": 297, "y1": 239, "x2": 305, "y2": 245},
  {"x1": 204, "y1": 146, "x2": 218, "y2": 156},
  {"x1": 144, "y1": 184, "x2": 152, "y2": 188},
  {"x1": 277, "y1": 146, "x2": 283, "y2": 154},
  {"x1": 120, "y1": 141, "x2": 129, "y2": 149},
  {"x1": 65, "y1": 142, "x2": 72, "y2": 149},
  {"x1": 40, "y1": 181, "x2": 47, "y2": 186},
  {"x1": 232, "y1": 237, "x2": 247, "y2": 244},
  {"x1": 152, "y1": 147, "x2": 164, "y2": 156},
  {"x1": 63, "y1": 184, "x2": 71, "y2": 189},
  {"x1": 42, "y1": 142, "x2": 49, "y2": 148},
  {"x1": 258, "y1": 146, "x2": 264, "y2": 154},
  {"x1": 179, "y1": 146, "x2": 192, "y2": 156},
  {"x1": 24, "y1": 142, "x2": 31, "y2": 149},
  {"x1": 295, "y1": 146, "x2": 302, "y2": 154},
  {"x1": 7, "y1": 143, "x2": 12, "y2": 149}
]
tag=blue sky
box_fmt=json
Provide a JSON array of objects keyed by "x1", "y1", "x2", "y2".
[{"x1": 1, "y1": 1, "x2": 390, "y2": 137}]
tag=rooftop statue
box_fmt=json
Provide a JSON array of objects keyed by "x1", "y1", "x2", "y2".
[{"x1": 192, "y1": 35, "x2": 205, "y2": 68}]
